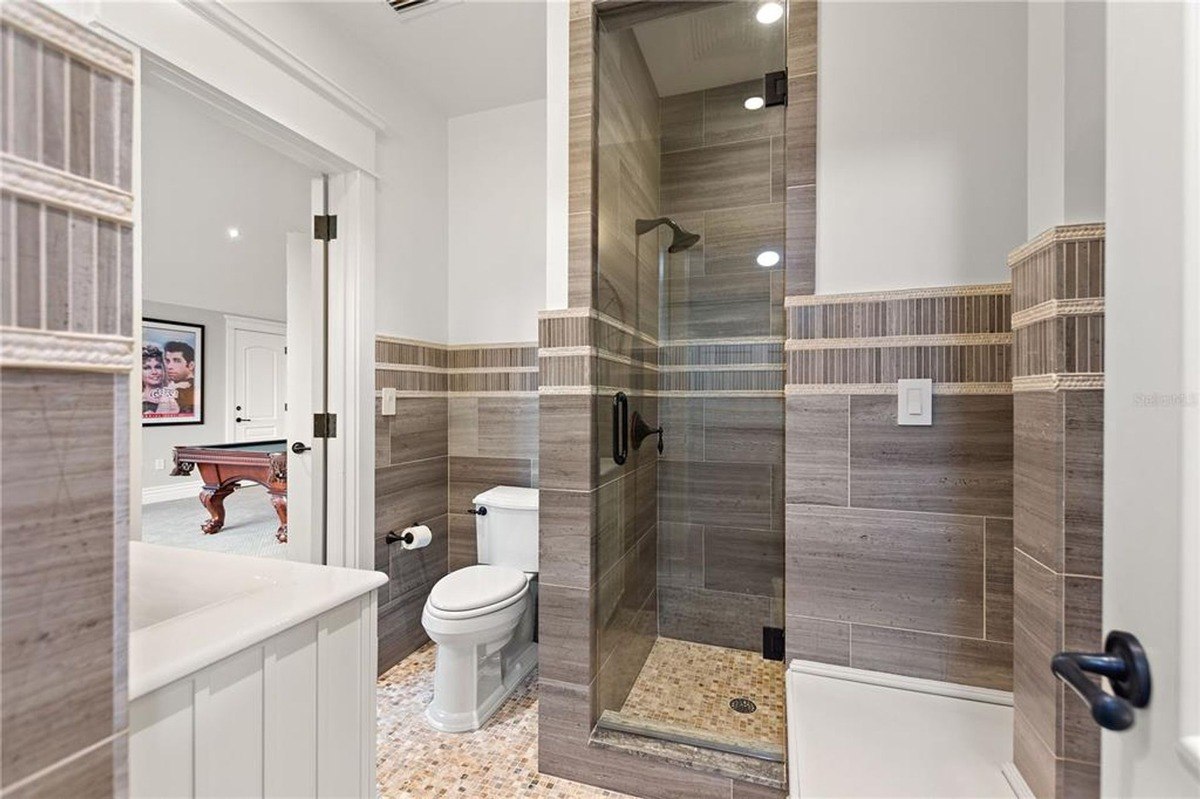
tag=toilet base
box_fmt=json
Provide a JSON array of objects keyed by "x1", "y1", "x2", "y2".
[{"x1": 425, "y1": 641, "x2": 538, "y2": 733}]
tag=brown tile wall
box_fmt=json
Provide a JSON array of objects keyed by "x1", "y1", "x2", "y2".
[
  {"x1": 374, "y1": 338, "x2": 539, "y2": 672},
  {"x1": 1010, "y1": 225, "x2": 1105, "y2": 799},
  {"x1": 659, "y1": 77, "x2": 785, "y2": 339},
  {"x1": 0, "y1": 4, "x2": 134, "y2": 795},
  {"x1": 784, "y1": 285, "x2": 1016, "y2": 691}
]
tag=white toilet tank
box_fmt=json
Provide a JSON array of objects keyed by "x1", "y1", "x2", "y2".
[{"x1": 472, "y1": 486, "x2": 539, "y2": 572}]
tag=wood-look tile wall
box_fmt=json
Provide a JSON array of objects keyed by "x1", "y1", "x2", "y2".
[
  {"x1": 374, "y1": 337, "x2": 538, "y2": 672},
  {"x1": 659, "y1": 78, "x2": 785, "y2": 340},
  {"x1": 784, "y1": 285, "x2": 1015, "y2": 691},
  {"x1": 0, "y1": 4, "x2": 134, "y2": 795},
  {"x1": 1010, "y1": 225, "x2": 1105, "y2": 799}
]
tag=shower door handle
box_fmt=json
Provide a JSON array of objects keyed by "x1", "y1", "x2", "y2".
[{"x1": 612, "y1": 392, "x2": 629, "y2": 465}]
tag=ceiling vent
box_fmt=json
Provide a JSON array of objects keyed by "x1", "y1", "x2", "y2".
[{"x1": 387, "y1": 0, "x2": 436, "y2": 14}]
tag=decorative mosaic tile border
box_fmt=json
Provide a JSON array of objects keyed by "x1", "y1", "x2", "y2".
[
  {"x1": 0, "y1": 2, "x2": 133, "y2": 79},
  {"x1": 375, "y1": 335, "x2": 538, "y2": 396},
  {"x1": 0, "y1": 326, "x2": 134, "y2": 372},
  {"x1": 1, "y1": 155, "x2": 133, "y2": 222},
  {"x1": 1008, "y1": 224, "x2": 1105, "y2": 391},
  {"x1": 784, "y1": 284, "x2": 1014, "y2": 394}
]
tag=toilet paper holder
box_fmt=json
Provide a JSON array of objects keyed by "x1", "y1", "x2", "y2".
[{"x1": 386, "y1": 525, "x2": 423, "y2": 546}]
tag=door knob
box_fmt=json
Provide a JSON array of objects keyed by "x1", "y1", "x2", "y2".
[
  {"x1": 291, "y1": 442, "x2": 312, "y2": 454},
  {"x1": 1052, "y1": 630, "x2": 1151, "y2": 731}
]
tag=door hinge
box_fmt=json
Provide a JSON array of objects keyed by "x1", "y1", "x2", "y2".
[
  {"x1": 313, "y1": 214, "x2": 338, "y2": 242},
  {"x1": 764, "y1": 70, "x2": 788, "y2": 107},
  {"x1": 313, "y1": 412, "x2": 338, "y2": 438},
  {"x1": 763, "y1": 626, "x2": 785, "y2": 661}
]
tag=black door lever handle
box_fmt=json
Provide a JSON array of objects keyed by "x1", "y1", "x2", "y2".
[
  {"x1": 1052, "y1": 630, "x2": 1151, "y2": 731},
  {"x1": 291, "y1": 442, "x2": 312, "y2": 454}
]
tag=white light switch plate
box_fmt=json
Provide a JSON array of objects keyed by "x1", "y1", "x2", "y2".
[
  {"x1": 381, "y1": 387, "x2": 398, "y2": 416},
  {"x1": 897, "y1": 378, "x2": 932, "y2": 426}
]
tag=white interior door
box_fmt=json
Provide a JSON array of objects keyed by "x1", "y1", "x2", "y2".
[
  {"x1": 285, "y1": 211, "x2": 325, "y2": 565},
  {"x1": 1102, "y1": 1, "x2": 1200, "y2": 795},
  {"x1": 231, "y1": 326, "x2": 286, "y2": 442}
]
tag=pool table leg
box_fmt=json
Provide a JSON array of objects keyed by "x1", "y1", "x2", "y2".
[
  {"x1": 199, "y1": 484, "x2": 234, "y2": 534},
  {"x1": 270, "y1": 491, "x2": 288, "y2": 543}
]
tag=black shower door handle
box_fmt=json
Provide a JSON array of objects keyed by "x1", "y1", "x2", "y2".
[
  {"x1": 612, "y1": 392, "x2": 629, "y2": 465},
  {"x1": 1051, "y1": 630, "x2": 1151, "y2": 731}
]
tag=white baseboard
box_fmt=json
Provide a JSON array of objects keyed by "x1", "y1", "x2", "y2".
[
  {"x1": 142, "y1": 480, "x2": 202, "y2": 505},
  {"x1": 1001, "y1": 763, "x2": 1035, "y2": 798}
]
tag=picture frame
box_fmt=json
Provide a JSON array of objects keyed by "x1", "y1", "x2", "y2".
[{"x1": 141, "y1": 318, "x2": 205, "y2": 426}]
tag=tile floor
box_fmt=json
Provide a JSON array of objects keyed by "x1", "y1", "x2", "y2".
[
  {"x1": 614, "y1": 638, "x2": 787, "y2": 754},
  {"x1": 377, "y1": 643, "x2": 632, "y2": 798}
]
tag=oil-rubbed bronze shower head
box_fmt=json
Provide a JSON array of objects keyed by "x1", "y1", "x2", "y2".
[{"x1": 635, "y1": 217, "x2": 701, "y2": 253}]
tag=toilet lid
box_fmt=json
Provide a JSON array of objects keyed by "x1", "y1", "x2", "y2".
[{"x1": 429, "y1": 565, "x2": 527, "y2": 613}]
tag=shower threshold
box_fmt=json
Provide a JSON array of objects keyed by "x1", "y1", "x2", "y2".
[{"x1": 595, "y1": 709, "x2": 785, "y2": 762}]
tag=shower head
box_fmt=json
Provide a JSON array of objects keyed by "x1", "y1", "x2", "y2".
[{"x1": 635, "y1": 217, "x2": 701, "y2": 253}]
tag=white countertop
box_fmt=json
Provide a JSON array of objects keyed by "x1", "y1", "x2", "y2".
[{"x1": 129, "y1": 542, "x2": 386, "y2": 700}]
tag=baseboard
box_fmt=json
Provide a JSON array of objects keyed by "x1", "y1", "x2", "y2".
[
  {"x1": 787, "y1": 659, "x2": 1014, "y2": 706},
  {"x1": 1001, "y1": 762, "x2": 1035, "y2": 798},
  {"x1": 142, "y1": 481, "x2": 201, "y2": 505}
]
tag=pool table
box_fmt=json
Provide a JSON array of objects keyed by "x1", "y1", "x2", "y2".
[{"x1": 171, "y1": 440, "x2": 288, "y2": 543}]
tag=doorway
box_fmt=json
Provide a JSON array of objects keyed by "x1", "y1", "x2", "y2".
[{"x1": 135, "y1": 64, "x2": 327, "y2": 564}]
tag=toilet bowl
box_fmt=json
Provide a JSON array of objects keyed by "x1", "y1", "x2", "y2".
[{"x1": 421, "y1": 486, "x2": 539, "y2": 732}]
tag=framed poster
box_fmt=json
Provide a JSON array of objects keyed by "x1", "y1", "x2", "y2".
[{"x1": 141, "y1": 318, "x2": 205, "y2": 426}]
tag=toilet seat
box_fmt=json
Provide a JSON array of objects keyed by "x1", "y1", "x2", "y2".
[{"x1": 426, "y1": 565, "x2": 528, "y2": 621}]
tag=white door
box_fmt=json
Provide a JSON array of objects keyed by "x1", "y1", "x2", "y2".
[
  {"x1": 1102, "y1": 2, "x2": 1200, "y2": 795},
  {"x1": 285, "y1": 219, "x2": 325, "y2": 565},
  {"x1": 232, "y1": 326, "x2": 286, "y2": 442}
]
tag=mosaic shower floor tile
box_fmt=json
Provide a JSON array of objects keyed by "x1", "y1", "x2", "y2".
[
  {"x1": 377, "y1": 643, "x2": 632, "y2": 798},
  {"x1": 614, "y1": 638, "x2": 787, "y2": 753}
]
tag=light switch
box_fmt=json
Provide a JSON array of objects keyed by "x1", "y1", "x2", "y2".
[
  {"x1": 897, "y1": 378, "x2": 932, "y2": 426},
  {"x1": 382, "y1": 387, "x2": 398, "y2": 416}
]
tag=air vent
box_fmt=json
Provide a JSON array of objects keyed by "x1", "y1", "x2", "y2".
[{"x1": 387, "y1": 0, "x2": 435, "y2": 14}]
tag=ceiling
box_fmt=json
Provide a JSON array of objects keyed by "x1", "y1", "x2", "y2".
[
  {"x1": 630, "y1": 3, "x2": 786, "y2": 97},
  {"x1": 303, "y1": 0, "x2": 547, "y2": 118}
]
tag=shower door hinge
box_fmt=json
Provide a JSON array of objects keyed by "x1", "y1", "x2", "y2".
[
  {"x1": 313, "y1": 214, "x2": 338, "y2": 241},
  {"x1": 763, "y1": 626, "x2": 785, "y2": 661},
  {"x1": 313, "y1": 412, "x2": 338, "y2": 439},
  {"x1": 764, "y1": 70, "x2": 788, "y2": 108}
]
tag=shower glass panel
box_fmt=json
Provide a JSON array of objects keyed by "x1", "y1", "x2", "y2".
[{"x1": 593, "y1": 1, "x2": 788, "y2": 771}]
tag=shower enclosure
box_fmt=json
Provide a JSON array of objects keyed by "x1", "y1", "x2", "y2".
[{"x1": 589, "y1": 1, "x2": 788, "y2": 779}]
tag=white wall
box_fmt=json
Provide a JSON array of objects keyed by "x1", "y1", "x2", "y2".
[
  {"x1": 141, "y1": 78, "x2": 310, "y2": 320},
  {"x1": 447, "y1": 99, "x2": 547, "y2": 344},
  {"x1": 816, "y1": 2, "x2": 1027, "y2": 294},
  {"x1": 1026, "y1": 1, "x2": 1106, "y2": 237},
  {"x1": 223, "y1": 2, "x2": 451, "y2": 343}
]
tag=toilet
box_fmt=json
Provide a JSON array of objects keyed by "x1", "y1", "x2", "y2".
[{"x1": 421, "y1": 485, "x2": 539, "y2": 732}]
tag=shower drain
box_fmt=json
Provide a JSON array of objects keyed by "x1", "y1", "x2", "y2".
[{"x1": 729, "y1": 697, "x2": 757, "y2": 714}]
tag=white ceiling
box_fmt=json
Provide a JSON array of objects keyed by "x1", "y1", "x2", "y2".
[
  {"x1": 631, "y1": 3, "x2": 786, "y2": 97},
  {"x1": 303, "y1": 0, "x2": 547, "y2": 118}
]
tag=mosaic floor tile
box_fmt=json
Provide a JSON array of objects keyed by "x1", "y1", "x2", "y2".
[
  {"x1": 614, "y1": 638, "x2": 786, "y2": 752},
  {"x1": 377, "y1": 643, "x2": 633, "y2": 798}
]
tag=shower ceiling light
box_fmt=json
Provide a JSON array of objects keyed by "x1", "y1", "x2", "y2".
[
  {"x1": 744, "y1": 96, "x2": 765, "y2": 111},
  {"x1": 227, "y1": 227, "x2": 240, "y2": 240},
  {"x1": 757, "y1": 250, "x2": 781, "y2": 267},
  {"x1": 755, "y1": 1, "x2": 784, "y2": 24}
]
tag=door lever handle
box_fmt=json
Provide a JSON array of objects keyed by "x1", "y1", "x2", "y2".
[
  {"x1": 1052, "y1": 630, "x2": 1151, "y2": 731},
  {"x1": 290, "y1": 442, "x2": 312, "y2": 454},
  {"x1": 236, "y1": 417, "x2": 253, "y2": 423}
]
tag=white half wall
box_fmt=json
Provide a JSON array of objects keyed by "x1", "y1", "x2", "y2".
[
  {"x1": 816, "y1": 1, "x2": 1027, "y2": 294},
  {"x1": 447, "y1": 99, "x2": 548, "y2": 344}
]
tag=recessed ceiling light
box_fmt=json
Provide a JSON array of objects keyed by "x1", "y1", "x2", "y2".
[
  {"x1": 227, "y1": 227, "x2": 240, "y2": 240},
  {"x1": 755, "y1": 1, "x2": 784, "y2": 24},
  {"x1": 744, "y1": 96, "x2": 765, "y2": 111},
  {"x1": 757, "y1": 250, "x2": 781, "y2": 267}
]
